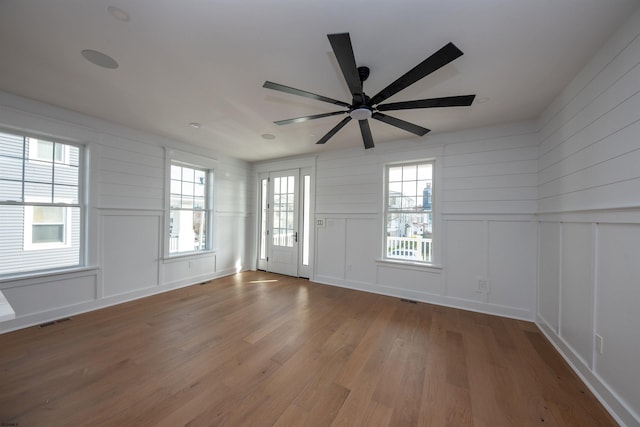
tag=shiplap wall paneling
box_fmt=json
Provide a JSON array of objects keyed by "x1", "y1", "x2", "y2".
[
  {"x1": 98, "y1": 139, "x2": 165, "y2": 210},
  {"x1": 538, "y1": 20, "x2": 640, "y2": 145},
  {"x1": 538, "y1": 13, "x2": 640, "y2": 214},
  {"x1": 315, "y1": 151, "x2": 379, "y2": 215},
  {"x1": 441, "y1": 130, "x2": 539, "y2": 215},
  {"x1": 217, "y1": 160, "x2": 251, "y2": 213}
]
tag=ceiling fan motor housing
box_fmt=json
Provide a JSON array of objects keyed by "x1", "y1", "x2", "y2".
[
  {"x1": 357, "y1": 66, "x2": 370, "y2": 82},
  {"x1": 350, "y1": 93, "x2": 372, "y2": 120}
]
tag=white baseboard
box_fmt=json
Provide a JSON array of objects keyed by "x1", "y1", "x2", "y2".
[
  {"x1": 313, "y1": 274, "x2": 534, "y2": 321},
  {"x1": 536, "y1": 315, "x2": 639, "y2": 427}
]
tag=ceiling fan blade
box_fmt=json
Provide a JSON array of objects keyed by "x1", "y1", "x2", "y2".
[
  {"x1": 316, "y1": 116, "x2": 352, "y2": 145},
  {"x1": 327, "y1": 33, "x2": 363, "y2": 96},
  {"x1": 263, "y1": 81, "x2": 351, "y2": 108},
  {"x1": 359, "y1": 119, "x2": 375, "y2": 149},
  {"x1": 274, "y1": 111, "x2": 347, "y2": 126},
  {"x1": 377, "y1": 94, "x2": 476, "y2": 111},
  {"x1": 370, "y1": 42, "x2": 464, "y2": 106},
  {"x1": 372, "y1": 112, "x2": 430, "y2": 136}
]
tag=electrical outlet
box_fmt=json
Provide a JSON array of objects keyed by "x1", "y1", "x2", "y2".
[
  {"x1": 316, "y1": 218, "x2": 325, "y2": 227},
  {"x1": 595, "y1": 334, "x2": 604, "y2": 354},
  {"x1": 477, "y1": 279, "x2": 489, "y2": 293}
]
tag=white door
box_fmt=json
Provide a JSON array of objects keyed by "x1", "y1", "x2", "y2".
[
  {"x1": 257, "y1": 168, "x2": 313, "y2": 277},
  {"x1": 266, "y1": 169, "x2": 299, "y2": 276}
]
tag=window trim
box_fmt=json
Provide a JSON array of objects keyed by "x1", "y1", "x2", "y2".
[
  {"x1": 0, "y1": 129, "x2": 85, "y2": 278},
  {"x1": 383, "y1": 159, "x2": 436, "y2": 265},
  {"x1": 164, "y1": 149, "x2": 217, "y2": 259}
]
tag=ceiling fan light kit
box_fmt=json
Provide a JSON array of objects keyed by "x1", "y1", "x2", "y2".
[
  {"x1": 263, "y1": 32, "x2": 476, "y2": 149},
  {"x1": 350, "y1": 106, "x2": 372, "y2": 121}
]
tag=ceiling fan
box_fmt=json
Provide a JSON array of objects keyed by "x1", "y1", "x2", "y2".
[{"x1": 263, "y1": 33, "x2": 476, "y2": 149}]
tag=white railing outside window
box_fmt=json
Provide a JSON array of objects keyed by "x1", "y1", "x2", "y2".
[{"x1": 386, "y1": 236, "x2": 432, "y2": 262}]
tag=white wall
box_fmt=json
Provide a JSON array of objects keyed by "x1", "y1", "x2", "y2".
[
  {"x1": 536, "y1": 7, "x2": 640, "y2": 426},
  {"x1": 309, "y1": 121, "x2": 539, "y2": 320},
  {"x1": 0, "y1": 91, "x2": 250, "y2": 333}
]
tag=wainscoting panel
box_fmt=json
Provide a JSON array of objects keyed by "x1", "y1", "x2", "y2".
[{"x1": 101, "y1": 213, "x2": 160, "y2": 297}]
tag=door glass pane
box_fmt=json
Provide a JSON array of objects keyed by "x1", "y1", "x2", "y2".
[
  {"x1": 272, "y1": 174, "x2": 295, "y2": 248},
  {"x1": 302, "y1": 175, "x2": 310, "y2": 266},
  {"x1": 259, "y1": 178, "x2": 267, "y2": 260}
]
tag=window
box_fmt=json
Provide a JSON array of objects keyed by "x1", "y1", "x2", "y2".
[
  {"x1": 0, "y1": 131, "x2": 82, "y2": 276},
  {"x1": 29, "y1": 139, "x2": 66, "y2": 163},
  {"x1": 385, "y1": 161, "x2": 433, "y2": 263},
  {"x1": 32, "y1": 206, "x2": 65, "y2": 243},
  {"x1": 24, "y1": 205, "x2": 73, "y2": 249},
  {"x1": 169, "y1": 163, "x2": 210, "y2": 254},
  {"x1": 272, "y1": 175, "x2": 295, "y2": 247}
]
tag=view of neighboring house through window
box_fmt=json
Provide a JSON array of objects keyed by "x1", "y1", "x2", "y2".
[
  {"x1": 169, "y1": 163, "x2": 210, "y2": 254},
  {"x1": 0, "y1": 131, "x2": 82, "y2": 276},
  {"x1": 385, "y1": 161, "x2": 433, "y2": 263},
  {"x1": 28, "y1": 205, "x2": 67, "y2": 244}
]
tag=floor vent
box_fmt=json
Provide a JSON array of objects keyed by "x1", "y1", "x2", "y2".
[
  {"x1": 400, "y1": 298, "x2": 418, "y2": 304},
  {"x1": 39, "y1": 317, "x2": 71, "y2": 328}
]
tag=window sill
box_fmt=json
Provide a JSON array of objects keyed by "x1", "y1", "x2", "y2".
[
  {"x1": 163, "y1": 250, "x2": 216, "y2": 263},
  {"x1": 0, "y1": 266, "x2": 99, "y2": 286},
  {"x1": 375, "y1": 258, "x2": 442, "y2": 272}
]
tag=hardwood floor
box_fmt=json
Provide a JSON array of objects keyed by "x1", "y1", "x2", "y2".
[{"x1": 0, "y1": 271, "x2": 617, "y2": 426}]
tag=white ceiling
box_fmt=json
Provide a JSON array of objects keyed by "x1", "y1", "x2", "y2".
[{"x1": 1, "y1": 0, "x2": 638, "y2": 162}]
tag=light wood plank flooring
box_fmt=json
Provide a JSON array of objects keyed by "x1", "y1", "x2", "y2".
[{"x1": 0, "y1": 271, "x2": 617, "y2": 426}]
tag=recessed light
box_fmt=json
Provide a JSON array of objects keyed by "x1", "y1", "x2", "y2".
[
  {"x1": 261, "y1": 134, "x2": 276, "y2": 140},
  {"x1": 189, "y1": 122, "x2": 202, "y2": 129},
  {"x1": 108, "y1": 6, "x2": 130, "y2": 22},
  {"x1": 81, "y1": 50, "x2": 119, "y2": 69}
]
